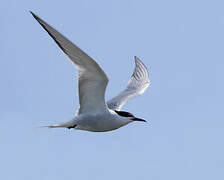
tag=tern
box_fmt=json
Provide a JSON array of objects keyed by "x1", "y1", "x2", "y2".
[{"x1": 30, "y1": 12, "x2": 150, "y2": 132}]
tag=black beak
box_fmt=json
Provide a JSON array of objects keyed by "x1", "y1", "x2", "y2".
[{"x1": 132, "y1": 117, "x2": 147, "y2": 122}]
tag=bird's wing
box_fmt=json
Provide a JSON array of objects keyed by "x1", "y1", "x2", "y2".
[
  {"x1": 30, "y1": 12, "x2": 109, "y2": 114},
  {"x1": 107, "y1": 56, "x2": 150, "y2": 110}
]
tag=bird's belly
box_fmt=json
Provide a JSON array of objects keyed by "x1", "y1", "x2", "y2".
[{"x1": 74, "y1": 115, "x2": 126, "y2": 132}]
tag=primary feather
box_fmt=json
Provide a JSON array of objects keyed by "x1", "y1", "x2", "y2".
[
  {"x1": 30, "y1": 12, "x2": 109, "y2": 114},
  {"x1": 107, "y1": 56, "x2": 150, "y2": 110}
]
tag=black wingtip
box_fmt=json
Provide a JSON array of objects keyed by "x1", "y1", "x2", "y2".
[
  {"x1": 29, "y1": 11, "x2": 38, "y2": 19},
  {"x1": 29, "y1": 11, "x2": 34, "y2": 16},
  {"x1": 29, "y1": 11, "x2": 42, "y2": 23}
]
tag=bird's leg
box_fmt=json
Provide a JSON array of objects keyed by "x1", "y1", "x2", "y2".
[{"x1": 67, "y1": 125, "x2": 77, "y2": 129}]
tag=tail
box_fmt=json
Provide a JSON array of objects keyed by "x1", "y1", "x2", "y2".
[{"x1": 40, "y1": 121, "x2": 76, "y2": 129}]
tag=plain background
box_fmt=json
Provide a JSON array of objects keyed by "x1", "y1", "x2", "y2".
[{"x1": 1, "y1": 0, "x2": 224, "y2": 179}]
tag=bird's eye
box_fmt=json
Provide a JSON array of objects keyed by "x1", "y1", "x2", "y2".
[{"x1": 114, "y1": 110, "x2": 134, "y2": 117}]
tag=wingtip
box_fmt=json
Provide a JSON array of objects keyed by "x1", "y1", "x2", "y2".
[
  {"x1": 133, "y1": 56, "x2": 150, "y2": 83},
  {"x1": 29, "y1": 10, "x2": 35, "y2": 16},
  {"x1": 134, "y1": 56, "x2": 142, "y2": 63},
  {"x1": 134, "y1": 56, "x2": 148, "y2": 69},
  {"x1": 29, "y1": 11, "x2": 40, "y2": 21},
  {"x1": 134, "y1": 56, "x2": 143, "y2": 65}
]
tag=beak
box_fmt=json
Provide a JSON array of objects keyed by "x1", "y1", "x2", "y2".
[{"x1": 132, "y1": 117, "x2": 147, "y2": 122}]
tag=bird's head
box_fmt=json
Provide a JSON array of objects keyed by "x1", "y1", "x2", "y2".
[{"x1": 114, "y1": 110, "x2": 146, "y2": 122}]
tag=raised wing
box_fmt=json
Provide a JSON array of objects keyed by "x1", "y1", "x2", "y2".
[
  {"x1": 30, "y1": 12, "x2": 109, "y2": 114},
  {"x1": 107, "y1": 56, "x2": 150, "y2": 110}
]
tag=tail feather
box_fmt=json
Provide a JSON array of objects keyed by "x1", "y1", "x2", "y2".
[
  {"x1": 40, "y1": 124, "x2": 64, "y2": 129},
  {"x1": 40, "y1": 121, "x2": 76, "y2": 129}
]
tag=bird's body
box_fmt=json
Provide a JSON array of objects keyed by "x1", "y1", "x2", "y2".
[
  {"x1": 44, "y1": 109, "x2": 137, "y2": 132},
  {"x1": 57, "y1": 110, "x2": 131, "y2": 132},
  {"x1": 31, "y1": 11, "x2": 150, "y2": 132}
]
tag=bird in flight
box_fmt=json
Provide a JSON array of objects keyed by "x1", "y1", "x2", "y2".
[{"x1": 30, "y1": 11, "x2": 150, "y2": 132}]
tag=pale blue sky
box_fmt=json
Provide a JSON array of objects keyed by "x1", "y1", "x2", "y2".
[{"x1": 1, "y1": 0, "x2": 224, "y2": 179}]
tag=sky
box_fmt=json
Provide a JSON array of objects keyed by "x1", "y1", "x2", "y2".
[{"x1": 1, "y1": 0, "x2": 224, "y2": 179}]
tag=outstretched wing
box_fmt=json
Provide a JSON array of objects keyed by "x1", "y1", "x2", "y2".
[
  {"x1": 30, "y1": 12, "x2": 109, "y2": 114},
  {"x1": 107, "y1": 56, "x2": 150, "y2": 110}
]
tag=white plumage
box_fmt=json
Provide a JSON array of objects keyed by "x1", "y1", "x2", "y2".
[{"x1": 31, "y1": 11, "x2": 150, "y2": 132}]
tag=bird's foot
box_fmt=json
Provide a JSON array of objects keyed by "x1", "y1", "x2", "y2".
[{"x1": 67, "y1": 125, "x2": 77, "y2": 129}]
